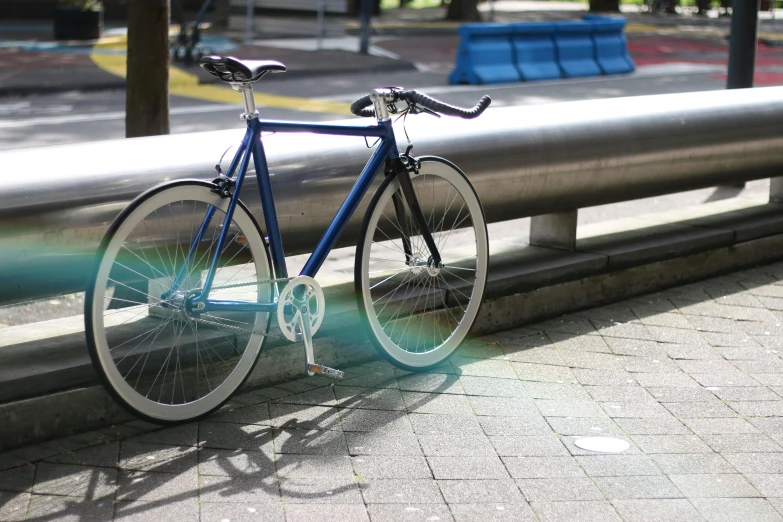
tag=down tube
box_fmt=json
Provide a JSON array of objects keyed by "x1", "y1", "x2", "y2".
[{"x1": 300, "y1": 137, "x2": 396, "y2": 278}]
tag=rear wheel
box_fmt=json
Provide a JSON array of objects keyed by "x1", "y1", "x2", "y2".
[
  {"x1": 85, "y1": 180, "x2": 272, "y2": 424},
  {"x1": 355, "y1": 158, "x2": 488, "y2": 371}
]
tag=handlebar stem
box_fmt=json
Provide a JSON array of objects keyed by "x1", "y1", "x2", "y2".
[{"x1": 370, "y1": 88, "x2": 394, "y2": 122}]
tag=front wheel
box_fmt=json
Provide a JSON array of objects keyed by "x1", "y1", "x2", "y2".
[
  {"x1": 85, "y1": 180, "x2": 273, "y2": 424},
  {"x1": 355, "y1": 157, "x2": 489, "y2": 371}
]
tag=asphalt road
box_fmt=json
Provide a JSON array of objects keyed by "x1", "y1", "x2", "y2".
[
  {"x1": 0, "y1": 63, "x2": 730, "y2": 150},
  {"x1": 0, "y1": 54, "x2": 770, "y2": 326}
]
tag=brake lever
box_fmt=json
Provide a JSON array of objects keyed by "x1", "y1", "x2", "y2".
[
  {"x1": 407, "y1": 102, "x2": 441, "y2": 119},
  {"x1": 420, "y1": 106, "x2": 441, "y2": 118}
]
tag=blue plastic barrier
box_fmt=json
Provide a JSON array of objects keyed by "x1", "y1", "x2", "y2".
[
  {"x1": 511, "y1": 22, "x2": 561, "y2": 82},
  {"x1": 449, "y1": 24, "x2": 520, "y2": 85},
  {"x1": 450, "y1": 17, "x2": 634, "y2": 84},
  {"x1": 584, "y1": 16, "x2": 636, "y2": 75},
  {"x1": 554, "y1": 21, "x2": 602, "y2": 78}
]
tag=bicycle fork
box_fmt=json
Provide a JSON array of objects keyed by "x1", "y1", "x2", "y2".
[
  {"x1": 289, "y1": 156, "x2": 440, "y2": 381},
  {"x1": 388, "y1": 156, "x2": 443, "y2": 270}
]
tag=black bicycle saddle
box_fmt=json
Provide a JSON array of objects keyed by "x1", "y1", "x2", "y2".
[{"x1": 200, "y1": 56, "x2": 286, "y2": 83}]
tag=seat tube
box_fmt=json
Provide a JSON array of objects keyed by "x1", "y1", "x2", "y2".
[
  {"x1": 251, "y1": 122, "x2": 288, "y2": 279},
  {"x1": 195, "y1": 123, "x2": 260, "y2": 302},
  {"x1": 168, "y1": 134, "x2": 250, "y2": 296}
]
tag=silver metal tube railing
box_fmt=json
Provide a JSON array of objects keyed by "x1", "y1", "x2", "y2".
[{"x1": 2, "y1": 87, "x2": 783, "y2": 305}]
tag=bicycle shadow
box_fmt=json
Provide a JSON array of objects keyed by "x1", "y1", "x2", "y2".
[{"x1": 12, "y1": 359, "x2": 458, "y2": 521}]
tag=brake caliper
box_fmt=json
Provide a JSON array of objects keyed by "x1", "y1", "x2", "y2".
[
  {"x1": 400, "y1": 145, "x2": 420, "y2": 175},
  {"x1": 211, "y1": 174, "x2": 235, "y2": 199}
]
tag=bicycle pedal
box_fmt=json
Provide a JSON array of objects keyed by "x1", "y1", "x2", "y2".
[{"x1": 308, "y1": 363, "x2": 344, "y2": 379}]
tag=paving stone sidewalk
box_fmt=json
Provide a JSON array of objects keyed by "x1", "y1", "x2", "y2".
[{"x1": 7, "y1": 261, "x2": 783, "y2": 520}]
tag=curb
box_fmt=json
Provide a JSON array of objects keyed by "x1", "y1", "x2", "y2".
[
  {"x1": 2, "y1": 198, "x2": 783, "y2": 450},
  {"x1": 0, "y1": 60, "x2": 418, "y2": 98},
  {"x1": 0, "y1": 81, "x2": 127, "y2": 98}
]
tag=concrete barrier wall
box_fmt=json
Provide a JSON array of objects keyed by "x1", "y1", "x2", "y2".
[{"x1": 450, "y1": 15, "x2": 635, "y2": 85}]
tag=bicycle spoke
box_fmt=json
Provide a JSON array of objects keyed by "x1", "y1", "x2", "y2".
[
  {"x1": 359, "y1": 161, "x2": 487, "y2": 367},
  {"x1": 90, "y1": 184, "x2": 271, "y2": 420}
]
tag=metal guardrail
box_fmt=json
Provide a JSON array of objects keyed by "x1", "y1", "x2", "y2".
[{"x1": 2, "y1": 87, "x2": 783, "y2": 305}]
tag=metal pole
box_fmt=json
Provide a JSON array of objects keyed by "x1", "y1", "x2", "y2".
[
  {"x1": 245, "y1": 0, "x2": 253, "y2": 45},
  {"x1": 359, "y1": 0, "x2": 371, "y2": 55},
  {"x1": 488, "y1": 0, "x2": 495, "y2": 22},
  {"x1": 6, "y1": 88, "x2": 783, "y2": 304},
  {"x1": 725, "y1": 0, "x2": 760, "y2": 189},
  {"x1": 727, "y1": 0, "x2": 760, "y2": 89},
  {"x1": 317, "y1": 0, "x2": 325, "y2": 50}
]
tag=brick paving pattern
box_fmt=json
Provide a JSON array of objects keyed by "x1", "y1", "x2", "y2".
[{"x1": 6, "y1": 263, "x2": 783, "y2": 520}]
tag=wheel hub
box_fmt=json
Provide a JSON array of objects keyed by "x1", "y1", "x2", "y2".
[
  {"x1": 426, "y1": 258, "x2": 442, "y2": 277},
  {"x1": 409, "y1": 255, "x2": 442, "y2": 276},
  {"x1": 409, "y1": 255, "x2": 427, "y2": 275},
  {"x1": 163, "y1": 290, "x2": 187, "y2": 311}
]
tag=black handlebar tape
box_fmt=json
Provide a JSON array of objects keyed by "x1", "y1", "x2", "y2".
[
  {"x1": 349, "y1": 91, "x2": 491, "y2": 119},
  {"x1": 402, "y1": 90, "x2": 491, "y2": 119},
  {"x1": 350, "y1": 94, "x2": 375, "y2": 118}
]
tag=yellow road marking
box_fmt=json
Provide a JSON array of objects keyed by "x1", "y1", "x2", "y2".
[{"x1": 89, "y1": 33, "x2": 350, "y2": 115}]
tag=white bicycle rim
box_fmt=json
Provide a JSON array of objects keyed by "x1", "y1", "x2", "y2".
[
  {"x1": 358, "y1": 160, "x2": 488, "y2": 369},
  {"x1": 89, "y1": 184, "x2": 271, "y2": 422}
]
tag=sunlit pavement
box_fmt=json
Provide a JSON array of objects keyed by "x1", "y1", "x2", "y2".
[{"x1": 5, "y1": 260, "x2": 783, "y2": 520}]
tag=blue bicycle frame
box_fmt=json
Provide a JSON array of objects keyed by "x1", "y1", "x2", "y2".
[{"x1": 176, "y1": 116, "x2": 400, "y2": 314}]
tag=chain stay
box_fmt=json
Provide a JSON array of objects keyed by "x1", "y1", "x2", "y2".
[
  {"x1": 203, "y1": 276, "x2": 292, "y2": 293},
  {"x1": 184, "y1": 275, "x2": 292, "y2": 337}
]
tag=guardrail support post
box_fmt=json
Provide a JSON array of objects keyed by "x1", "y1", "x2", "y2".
[
  {"x1": 530, "y1": 210, "x2": 578, "y2": 250},
  {"x1": 770, "y1": 178, "x2": 783, "y2": 202}
]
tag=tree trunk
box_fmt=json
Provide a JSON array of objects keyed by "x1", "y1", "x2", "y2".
[
  {"x1": 126, "y1": 0, "x2": 170, "y2": 138},
  {"x1": 446, "y1": 0, "x2": 480, "y2": 21},
  {"x1": 589, "y1": 0, "x2": 620, "y2": 12},
  {"x1": 348, "y1": 0, "x2": 381, "y2": 16}
]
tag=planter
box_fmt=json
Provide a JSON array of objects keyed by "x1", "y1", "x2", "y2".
[{"x1": 54, "y1": 7, "x2": 103, "y2": 40}]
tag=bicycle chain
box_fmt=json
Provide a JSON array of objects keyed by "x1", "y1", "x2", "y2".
[
  {"x1": 206, "y1": 276, "x2": 293, "y2": 293},
  {"x1": 178, "y1": 276, "x2": 293, "y2": 337}
]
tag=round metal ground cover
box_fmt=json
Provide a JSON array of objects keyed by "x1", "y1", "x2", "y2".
[{"x1": 574, "y1": 437, "x2": 630, "y2": 453}]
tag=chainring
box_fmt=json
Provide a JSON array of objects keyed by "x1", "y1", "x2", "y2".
[{"x1": 276, "y1": 276, "x2": 325, "y2": 342}]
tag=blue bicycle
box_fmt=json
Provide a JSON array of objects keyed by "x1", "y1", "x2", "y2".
[{"x1": 85, "y1": 56, "x2": 491, "y2": 424}]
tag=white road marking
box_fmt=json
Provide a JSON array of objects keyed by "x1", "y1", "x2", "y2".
[
  {"x1": 0, "y1": 103, "x2": 242, "y2": 128},
  {"x1": 0, "y1": 101, "x2": 32, "y2": 114},
  {"x1": 315, "y1": 63, "x2": 727, "y2": 102}
]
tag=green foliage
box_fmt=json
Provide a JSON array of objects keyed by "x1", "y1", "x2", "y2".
[
  {"x1": 58, "y1": 0, "x2": 102, "y2": 10},
  {"x1": 378, "y1": 0, "x2": 710, "y2": 10}
]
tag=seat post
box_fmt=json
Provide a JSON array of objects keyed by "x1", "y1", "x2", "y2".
[{"x1": 232, "y1": 82, "x2": 258, "y2": 120}]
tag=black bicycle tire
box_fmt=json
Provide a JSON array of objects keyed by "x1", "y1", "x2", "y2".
[
  {"x1": 84, "y1": 179, "x2": 273, "y2": 425},
  {"x1": 354, "y1": 156, "x2": 489, "y2": 372}
]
